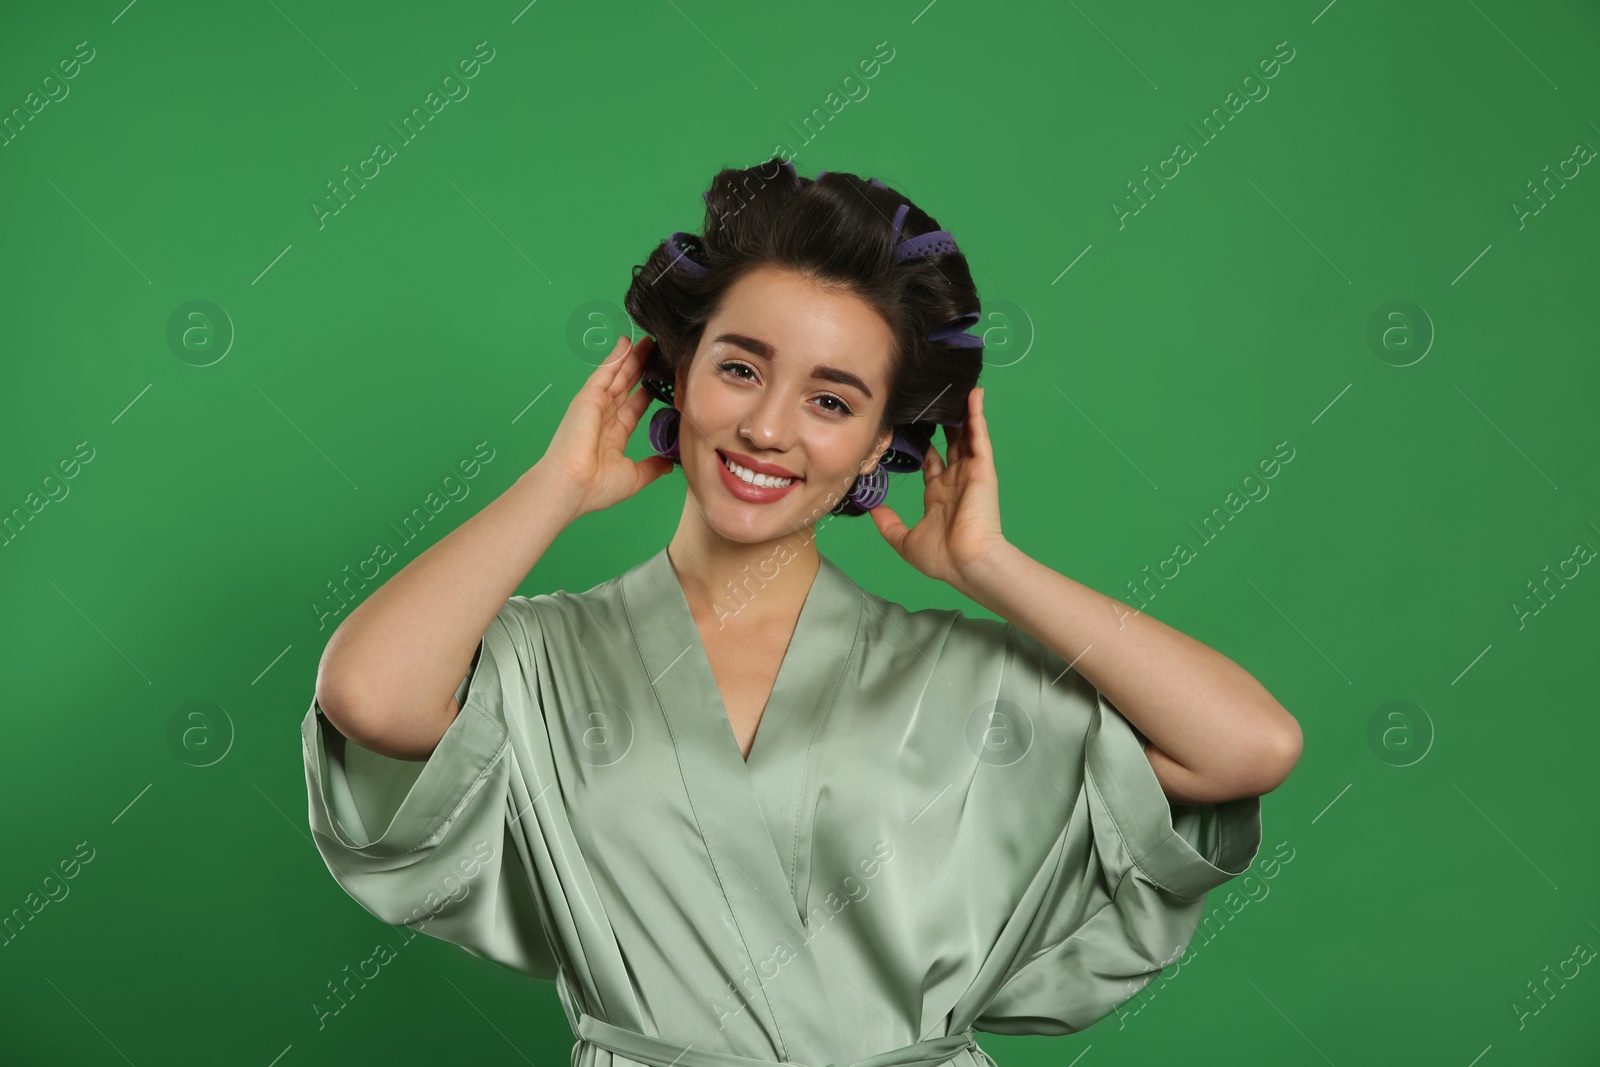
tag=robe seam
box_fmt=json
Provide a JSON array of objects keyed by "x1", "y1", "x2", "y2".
[
  {"x1": 501, "y1": 598, "x2": 594, "y2": 990},
  {"x1": 1047, "y1": 640, "x2": 1210, "y2": 901},
  {"x1": 1082, "y1": 702, "x2": 1251, "y2": 899},
  {"x1": 787, "y1": 574, "x2": 866, "y2": 911},
  {"x1": 1082, "y1": 746, "x2": 1186, "y2": 899},
  {"x1": 421, "y1": 705, "x2": 512, "y2": 856},
  {"x1": 306, "y1": 697, "x2": 511, "y2": 859},
  {"x1": 996, "y1": 610, "x2": 1085, "y2": 977},
  {"x1": 1004, "y1": 809, "x2": 1079, "y2": 975},
  {"x1": 620, "y1": 560, "x2": 792, "y2": 1058}
]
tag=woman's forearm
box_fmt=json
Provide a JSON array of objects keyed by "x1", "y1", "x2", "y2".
[
  {"x1": 315, "y1": 460, "x2": 584, "y2": 757},
  {"x1": 954, "y1": 542, "x2": 1301, "y2": 802}
]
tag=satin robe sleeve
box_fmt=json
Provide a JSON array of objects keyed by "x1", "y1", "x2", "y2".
[
  {"x1": 300, "y1": 597, "x2": 560, "y2": 982},
  {"x1": 974, "y1": 621, "x2": 1263, "y2": 1036}
]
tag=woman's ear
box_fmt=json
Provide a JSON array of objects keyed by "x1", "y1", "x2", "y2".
[
  {"x1": 861, "y1": 427, "x2": 895, "y2": 475},
  {"x1": 672, "y1": 351, "x2": 689, "y2": 409}
]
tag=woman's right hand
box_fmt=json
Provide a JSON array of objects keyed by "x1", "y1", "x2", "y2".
[{"x1": 539, "y1": 334, "x2": 677, "y2": 520}]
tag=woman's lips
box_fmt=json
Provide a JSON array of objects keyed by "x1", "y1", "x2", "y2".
[
  {"x1": 718, "y1": 448, "x2": 802, "y2": 480},
  {"x1": 715, "y1": 450, "x2": 803, "y2": 503}
]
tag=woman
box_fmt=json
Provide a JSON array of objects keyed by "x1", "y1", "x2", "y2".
[{"x1": 302, "y1": 159, "x2": 1300, "y2": 1067}]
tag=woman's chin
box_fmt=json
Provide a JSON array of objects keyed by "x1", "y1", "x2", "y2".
[
  {"x1": 693, "y1": 486, "x2": 826, "y2": 541},
  {"x1": 709, "y1": 503, "x2": 797, "y2": 537}
]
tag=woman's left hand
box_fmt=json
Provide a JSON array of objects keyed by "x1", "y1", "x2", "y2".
[{"x1": 869, "y1": 386, "x2": 1009, "y2": 593}]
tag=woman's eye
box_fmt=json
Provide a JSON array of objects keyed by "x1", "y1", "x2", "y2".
[{"x1": 718, "y1": 362, "x2": 852, "y2": 416}]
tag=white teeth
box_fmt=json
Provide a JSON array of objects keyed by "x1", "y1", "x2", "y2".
[{"x1": 723, "y1": 455, "x2": 794, "y2": 489}]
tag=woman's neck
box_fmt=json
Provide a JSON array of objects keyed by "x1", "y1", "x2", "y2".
[{"x1": 666, "y1": 505, "x2": 823, "y2": 631}]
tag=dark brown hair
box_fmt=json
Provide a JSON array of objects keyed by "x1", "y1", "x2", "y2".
[{"x1": 622, "y1": 157, "x2": 984, "y2": 517}]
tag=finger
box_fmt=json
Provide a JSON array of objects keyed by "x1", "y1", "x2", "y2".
[
  {"x1": 954, "y1": 388, "x2": 985, "y2": 460},
  {"x1": 870, "y1": 504, "x2": 909, "y2": 554},
  {"x1": 584, "y1": 338, "x2": 629, "y2": 401},
  {"x1": 589, "y1": 335, "x2": 632, "y2": 389},
  {"x1": 635, "y1": 453, "x2": 676, "y2": 489},
  {"x1": 618, "y1": 381, "x2": 654, "y2": 434},
  {"x1": 968, "y1": 387, "x2": 992, "y2": 464},
  {"x1": 606, "y1": 335, "x2": 652, "y2": 399},
  {"x1": 943, "y1": 421, "x2": 965, "y2": 465},
  {"x1": 922, "y1": 441, "x2": 945, "y2": 480}
]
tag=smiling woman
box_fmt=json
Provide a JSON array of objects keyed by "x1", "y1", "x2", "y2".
[
  {"x1": 625, "y1": 160, "x2": 985, "y2": 521},
  {"x1": 303, "y1": 157, "x2": 1275, "y2": 1067}
]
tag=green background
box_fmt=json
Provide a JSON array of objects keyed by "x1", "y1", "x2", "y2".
[{"x1": 3, "y1": 0, "x2": 1598, "y2": 1063}]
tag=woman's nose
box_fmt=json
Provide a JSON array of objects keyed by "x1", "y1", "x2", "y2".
[{"x1": 742, "y1": 392, "x2": 795, "y2": 448}]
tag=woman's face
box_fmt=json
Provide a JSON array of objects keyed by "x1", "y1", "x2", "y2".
[{"x1": 672, "y1": 264, "x2": 896, "y2": 540}]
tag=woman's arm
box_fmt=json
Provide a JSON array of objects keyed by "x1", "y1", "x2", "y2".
[
  {"x1": 315, "y1": 334, "x2": 671, "y2": 761},
  {"x1": 953, "y1": 543, "x2": 1302, "y2": 805},
  {"x1": 316, "y1": 460, "x2": 585, "y2": 760},
  {"x1": 869, "y1": 386, "x2": 1299, "y2": 803}
]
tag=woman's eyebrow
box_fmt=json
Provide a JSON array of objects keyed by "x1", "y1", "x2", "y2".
[{"x1": 712, "y1": 332, "x2": 874, "y2": 400}]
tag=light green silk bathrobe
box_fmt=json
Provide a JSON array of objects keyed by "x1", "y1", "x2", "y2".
[{"x1": 302, "y1": 545, "x2": 1262, "y2": 1067}]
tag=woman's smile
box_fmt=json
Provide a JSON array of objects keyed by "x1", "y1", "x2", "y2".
[{"x1": 715, "y1": 448, "x2": 804, "y2": 503}]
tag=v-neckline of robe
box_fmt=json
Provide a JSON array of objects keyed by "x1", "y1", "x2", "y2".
[
  {"x1": 686, "y1": 548, "x2": 815, "y2": 767},
  {"x1": 619, "y1": 544, "x2": 864, "y2": 1057},
  {"x1": 633, "y1": 544, "x2": 859, "y2": 771}
]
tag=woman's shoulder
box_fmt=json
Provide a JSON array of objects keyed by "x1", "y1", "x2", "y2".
[
  {"x1": 841, "y1": 568, "x2": 1010, "y2": 655},
  {"x1": 496, "y1": 567, "x2": 631, "y2": 645}
]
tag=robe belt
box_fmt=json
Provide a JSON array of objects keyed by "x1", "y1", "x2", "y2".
[{"x1": 574, "y1": 1010, "x2": 998, "y2": 1067}]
